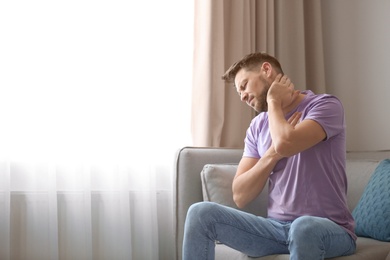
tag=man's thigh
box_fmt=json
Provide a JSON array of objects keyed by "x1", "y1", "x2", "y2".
[{"x1": 208, "y1": 203, "x2": 290, "y2": 257}]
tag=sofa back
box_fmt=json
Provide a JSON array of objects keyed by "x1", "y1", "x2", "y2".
[{"x1": 345, "y1": 160, "x2": 380, "y2": 211}]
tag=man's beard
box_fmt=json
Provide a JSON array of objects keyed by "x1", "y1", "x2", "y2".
[{"x1": 254, "y1": 79, "x2": 270, "y2": 113}]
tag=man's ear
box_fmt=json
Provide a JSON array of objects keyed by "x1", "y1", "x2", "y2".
[{"x1": 261, "y1": 62, "x2": 273, "y2": 78}]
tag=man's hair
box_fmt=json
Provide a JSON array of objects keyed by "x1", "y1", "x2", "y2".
[{"x1": 221, "y1": 52, "x2": 284, "y2": 84}]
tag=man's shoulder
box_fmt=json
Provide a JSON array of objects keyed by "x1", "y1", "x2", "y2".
[
  {"x1": 305, "y1": 91, "x2": 341, "y2": 103},
  {"x1": 250, "y1": 111, "x2": 268, "y2": 125},
  {"x1": 303, "y1": 92, "x2": 343, "y2": 111}
]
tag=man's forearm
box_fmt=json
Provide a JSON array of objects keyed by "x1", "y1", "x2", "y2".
[
  {"x1": 267, "y1": 100, "x2": 295, "y2": 156},
  {"x1": 232, "y1": 147, "x2": 281, "y2": 208}
]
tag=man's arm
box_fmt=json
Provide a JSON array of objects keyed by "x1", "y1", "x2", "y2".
[
  {"x1": 232, "y1": 111, "x2": 302, "y2": 208},
  {"x1": 232, "y1": 145, "x2": 280, "y2": 209},
  {"x1": 267, "y1": 75, "x2": 326, "y2": 157}
]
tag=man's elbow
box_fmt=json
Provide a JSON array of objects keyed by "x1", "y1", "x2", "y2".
[
  {"x1": 233, "y1": 193, "x2": 247, "y2": 209},
  {"x1": 273, "y1": 141, "x2": 294, "y2": 158}
]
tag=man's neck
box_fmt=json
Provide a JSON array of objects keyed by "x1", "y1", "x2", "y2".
[{"x1": 283, "y1": 92, "x2": 306, "y2": 115}]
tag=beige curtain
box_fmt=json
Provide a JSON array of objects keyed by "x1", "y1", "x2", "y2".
[{"x1": 192, "y1": 0, "x2": 326, "y2": 148}]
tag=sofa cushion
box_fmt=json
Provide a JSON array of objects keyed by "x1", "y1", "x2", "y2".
[
  {"x1": 200, "y1": 164, "x2": 237, "y2": 208},
  {"x1": 200, "y1": 164, "x2": 268, "y2": 217},
  {"x1": 352, "y1": 159, "x2": 390, "y2": 242}
]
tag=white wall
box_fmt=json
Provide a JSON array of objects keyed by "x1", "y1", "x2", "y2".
[{"x1": 321, "y1": 0, "x2": 390, "y2": 151}]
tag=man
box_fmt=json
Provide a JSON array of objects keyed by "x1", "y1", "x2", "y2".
[{"x1": 182, "y1": 52, "x2": 356, "y2": 259}]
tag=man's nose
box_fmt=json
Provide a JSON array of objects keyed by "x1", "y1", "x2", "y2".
[{"x1": 240, "y1": 92, "x2": 248, "y2": 102}]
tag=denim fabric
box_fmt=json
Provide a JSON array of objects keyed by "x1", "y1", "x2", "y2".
[{"x1": 183, "y1": 202, "x2": 356, "y2": 260}]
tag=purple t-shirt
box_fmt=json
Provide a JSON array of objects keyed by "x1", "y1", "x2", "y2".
[{"x1": 243, "y1": 90, "x2": 356, "y2": 240}]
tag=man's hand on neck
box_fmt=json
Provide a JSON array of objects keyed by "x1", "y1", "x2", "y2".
[{"x1": 267, "y1": 74, "x2": 302, "y2": 115}]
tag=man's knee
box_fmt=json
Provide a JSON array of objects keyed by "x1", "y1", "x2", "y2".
[
  {"x1": 186, "y1": 202, "x2": 220, "y2": 227},
  {"x1": 187, "y1": 201, "x2": 217, "y2": 218},
  {"x1": 185, "y1": 201, "x2": 223, "y2": 240},
  {"x1": 289, "y1": 216, "x2": 324, "y2": 242}
]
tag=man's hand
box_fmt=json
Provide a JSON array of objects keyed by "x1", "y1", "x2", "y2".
[
  {"x1": 267, "y1": 74, "x2": 300, "y2": 109},
  {"x1": 287, "y1": 111, "x2": 302, "y2": 127}
]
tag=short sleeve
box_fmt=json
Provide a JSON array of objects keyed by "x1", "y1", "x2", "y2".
[
  {"x1": 243, "y1": 124, "x2": 260, "y2": 158},
  {"x1": 304, "y1": 96, "x2": 345, "y2": 140},
  {"x1": 243, "y1": 114, "x2": 269, "y2": 158}
]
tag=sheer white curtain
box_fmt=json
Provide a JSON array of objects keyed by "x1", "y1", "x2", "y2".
[{"x1": 0, "y1": 1, "x2": 193, "y2": 259}]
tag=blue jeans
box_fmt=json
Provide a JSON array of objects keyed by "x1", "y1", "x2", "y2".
[{"x1": 183, "y1": 202, "x2": 356, "y2": 260}]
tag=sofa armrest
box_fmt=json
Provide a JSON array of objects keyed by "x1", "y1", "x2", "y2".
[{"x1": 173, "y1": 147, "x2": 243, "y2": 260}]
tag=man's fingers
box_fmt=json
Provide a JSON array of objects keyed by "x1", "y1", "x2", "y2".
[
  {"x1": 287, "y1": 111, "x2": 302, "y2": 126},
  {"x1": 292, "y1": 89, "x2": 300, "y2": 99},
  {"x1": 275, "y1": 74, "x2": 283, "y2": 82},
  {"x1": 282, "y1": 75, "x2": 289, "y2": 83}
]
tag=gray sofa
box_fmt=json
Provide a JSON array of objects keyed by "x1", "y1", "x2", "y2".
[{"x1": 173, "y1": 147, "x2": 390, "y2": 260}]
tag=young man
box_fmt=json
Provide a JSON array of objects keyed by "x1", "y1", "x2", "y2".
[{"x1": 182, "y1": 52, "x2": 356, "y2": 259}]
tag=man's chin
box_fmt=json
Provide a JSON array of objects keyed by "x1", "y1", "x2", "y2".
[{"x1": 254, "y1": 105, "x2": 267, "y2": 113}]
